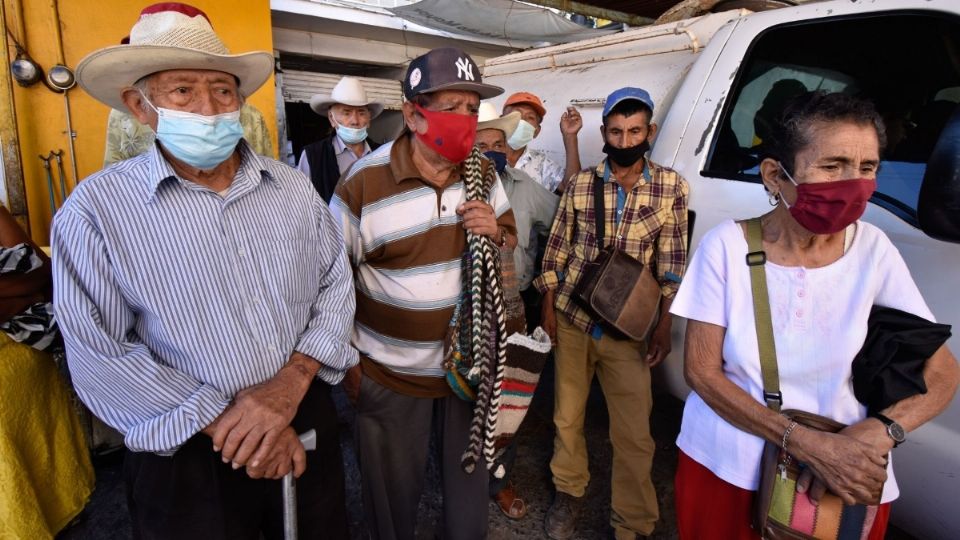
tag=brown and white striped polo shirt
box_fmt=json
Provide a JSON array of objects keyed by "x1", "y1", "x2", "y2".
[{"x1": 330, "y1": 135, "x2": 516, "y2": 397}]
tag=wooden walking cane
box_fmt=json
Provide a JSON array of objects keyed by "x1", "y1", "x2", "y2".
[{"x1": 282, "y1": 429, "x2": 317, "y2": 540}]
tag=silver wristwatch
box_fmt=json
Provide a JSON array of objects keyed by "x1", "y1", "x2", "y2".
[{"x1": 872, "y1": 412, "x2": 906, "y2": 448}]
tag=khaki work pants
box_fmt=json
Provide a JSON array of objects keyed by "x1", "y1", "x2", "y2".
[{"x1": 551, "y1": 315, "x2": 659, "y2": 537}]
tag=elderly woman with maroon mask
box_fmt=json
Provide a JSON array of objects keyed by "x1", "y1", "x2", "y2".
[{"x1": 669, "y1": 92, "x2": 959, "y2": 540}]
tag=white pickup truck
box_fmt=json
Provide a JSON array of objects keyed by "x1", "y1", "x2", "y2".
[{"x1": 483, "y1": 0, "x2": 960, "y2": 537}]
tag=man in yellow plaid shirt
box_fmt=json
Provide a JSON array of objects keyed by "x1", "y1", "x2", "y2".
[{"x1": 533, "y1": 87, "x2": 689, "y2": 540}]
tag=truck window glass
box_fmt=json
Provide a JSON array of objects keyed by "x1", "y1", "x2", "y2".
[{"x1": 704, "y1": 12, "x2": 960, "y2": 227}]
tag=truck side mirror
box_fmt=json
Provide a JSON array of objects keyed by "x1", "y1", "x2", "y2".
[{"x1": 917, "y1": 105, "x2": 960, "y2": 243}]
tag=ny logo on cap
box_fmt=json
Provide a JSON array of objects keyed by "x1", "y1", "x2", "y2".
[{"x1": 455, "y1": 57, "x2": 475, "y2": 81}]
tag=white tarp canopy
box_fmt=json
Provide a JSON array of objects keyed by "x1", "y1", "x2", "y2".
[{"x1": 388, "y1": 0, "x2": 618, "y2": 45}]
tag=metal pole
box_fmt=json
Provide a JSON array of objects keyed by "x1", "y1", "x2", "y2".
[
  {"x1": 282, "y1": 429, "x2": 317, "y2": 540},
  {"x1": 281, "y1": 473, "x2": 297, "y2": 540},
  {"x1": 62, "y1": 93, "x2": 79, "y2": 187},
  {"x1": 51, "y1": 0, "x2": 79, "y2": 188},
  {"x1": 50, "y1": 0, "x2": 67, "y2": 65}
]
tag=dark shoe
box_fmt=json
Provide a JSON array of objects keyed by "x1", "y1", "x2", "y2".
[
  {"x1": 545, "y1": 491, "x2": 583, "y2": 539},
  {"x1": 494, "y1": 481, "x2": 527, "y2": 519}
]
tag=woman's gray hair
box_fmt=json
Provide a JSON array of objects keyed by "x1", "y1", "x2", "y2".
[{"x1": 764, "y1": 91, "x2": 887, "y2": 176}]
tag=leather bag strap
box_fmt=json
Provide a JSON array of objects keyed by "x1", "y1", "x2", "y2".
[
  {"x1": 593, "y1": 171, "x2": 605, "y2": 250},
  {"x1": 744, "y1": 217, "x2": 782, "y2": 412}
]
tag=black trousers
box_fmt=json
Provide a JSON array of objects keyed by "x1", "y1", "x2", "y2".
[
  {"x1": 355, "y1": 376, "x2": 488, "y2": 540},
  {"x1": 124, "y1": 381, "x2": 348, "y2": 540},
  {"x1": 521, "y1": 285, "x2": 543, "y2": 333}
]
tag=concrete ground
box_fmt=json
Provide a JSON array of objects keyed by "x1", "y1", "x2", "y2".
[{"x1": 57, "y1": 363, "x2": 915, "y2": 540}]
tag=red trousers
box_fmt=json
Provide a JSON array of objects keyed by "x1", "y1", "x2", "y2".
[{"x1": 675, "y1": 451, "x2": 890, "y2": 540}]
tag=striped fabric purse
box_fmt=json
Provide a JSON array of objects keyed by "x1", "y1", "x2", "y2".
[
  {"x1": 755, "y1": 410, "x2": 879, "y2": 540},
  {"x1": 489, "y1": 328, "x2": 551, "y2": 478},
  {"x1": 743, "y1": 218, "x2": 880, "y2": 540}
]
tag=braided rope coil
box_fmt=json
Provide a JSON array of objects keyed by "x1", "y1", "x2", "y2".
[{"x1": 454, "y1": 147, "x2": 508, "y2": 475}]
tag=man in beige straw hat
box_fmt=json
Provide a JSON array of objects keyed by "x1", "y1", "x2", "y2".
[
  {"x1": 298, "y1": 76, "x2": 384, "y2": 202},
  {"x1": 52, "y1": 4, "x2": 355, "y2": 538},
  {"x1": 99, "y1": 16, "x2": 274, "y2": 166}
]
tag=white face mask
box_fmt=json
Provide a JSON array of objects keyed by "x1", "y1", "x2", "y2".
[
  {"x1": 141, "y1": 91, "x2": 243, "y2": 170},
  {"x1": 507, "y1": 119, "x2": 536, "y2": 150},
  {"x1": 333, "y1": 118, "x2": 368, "y2": 145}
]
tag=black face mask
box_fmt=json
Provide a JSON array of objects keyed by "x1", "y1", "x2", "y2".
[
  {"x1": 483, "y1": 150, "x2": 508, "y2": 174},
  {"x1": 603, "y1": 140, "x2": 649, "y2": 168}
]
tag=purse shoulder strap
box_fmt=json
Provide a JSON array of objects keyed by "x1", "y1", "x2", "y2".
[
  {"x1": 743, "y1": 217, "x2": 782, "y2": 412},
  {"x1": 593, "y1": 170, "x2": 605, "y2": 250}
]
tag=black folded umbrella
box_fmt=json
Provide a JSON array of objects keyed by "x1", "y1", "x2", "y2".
[{"x1": 852, "y1": 305, "x2": 952, "y2": 413}]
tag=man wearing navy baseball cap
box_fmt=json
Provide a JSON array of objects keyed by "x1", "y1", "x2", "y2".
[
  {"x1": 533, "y1": 87, "x2": 690, "y2": 539},
  {"x1": 329, "y1": 47, "x2": 517, "y2": 540}
]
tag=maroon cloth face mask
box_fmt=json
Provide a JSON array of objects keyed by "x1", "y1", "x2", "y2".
[{"x1": 780, "y1": 163, "x2": 877, "y2": 235}]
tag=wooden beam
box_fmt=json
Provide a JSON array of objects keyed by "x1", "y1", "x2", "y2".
[
  {"x1": 655, "y1": 0, "x2": 723, "y2": 24},
  {"x1": 0, "y1": 0, "x2": 29, "y2": 232},
  {"x1": 522, "y1": 0, "x2": 654, "y2": 27}
]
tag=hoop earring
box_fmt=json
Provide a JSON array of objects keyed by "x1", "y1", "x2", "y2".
[{"x1": 768, "y1": 192, "x2": 781, "y2": 206}]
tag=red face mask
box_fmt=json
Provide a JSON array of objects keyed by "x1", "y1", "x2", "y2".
[
  {"x1": 780, "y1": 163, "x2": 876, "y2": 234},
  {"x1": 413, "y1": 103, "x2": 478, "y2": 163}
]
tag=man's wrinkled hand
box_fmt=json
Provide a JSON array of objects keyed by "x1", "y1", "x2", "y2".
[
  {"x1": 244, "y1": 426, "x2": 307, "y2": 480},
  {"x1": 212, "y1": 372, "x2": 305, "y2": 469},
  {"x1": 457, "y1": 201, "x2": 498, "y2": 238}
]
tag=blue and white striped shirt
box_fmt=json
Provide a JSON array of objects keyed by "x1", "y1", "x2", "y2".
[{"x1": 52, "y1": 141, "x2": 358, "y2": 454}]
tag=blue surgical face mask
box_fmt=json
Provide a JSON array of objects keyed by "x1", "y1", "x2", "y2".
[
  {"x1": 483, "y1": 150, "x2": 507, "y2": 174},
  {"x1": 141, "y1": 91, "x2": 243, "y2": 170},
  {"x1": 333, "y1": 118, "x2": 368, "y2": 145},
  {"x1": 507, "y1": 119, "x2": 536, "y2": 150}
]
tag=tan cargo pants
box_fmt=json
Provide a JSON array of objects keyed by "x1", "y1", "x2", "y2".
[{"x1": 551, "y1": 314, "x2": 659, "y2": 537}]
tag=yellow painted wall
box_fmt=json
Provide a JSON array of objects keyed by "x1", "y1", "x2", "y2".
[{"x1": 3, "y1": 0, "x2": 277, "y2": 244}]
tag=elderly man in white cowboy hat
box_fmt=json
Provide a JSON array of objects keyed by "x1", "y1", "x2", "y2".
[
  {"x1": 51, "y1": 3, "x2": 356, "y2": 538},
  {"x1": 474, "y1": 102, "x2": 560, "y2": 521},
  {"x1": 297, "y1": 76, "x2": 384, "y2": 202}
]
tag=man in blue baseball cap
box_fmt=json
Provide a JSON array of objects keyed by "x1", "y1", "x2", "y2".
[{"x1": 533, "y1": 87, "x2": 690, "y2": 539}]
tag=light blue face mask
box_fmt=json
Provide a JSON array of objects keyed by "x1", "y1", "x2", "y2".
[
  {"x1": 333, "y1": 119, "x2": 368, "y2": 145},
  {"x1": 507, "y1": 119, "x2": 537, "y2": 150},
  {"x1": 141, "y1": 92, "x2": 244, "y2": 170}
]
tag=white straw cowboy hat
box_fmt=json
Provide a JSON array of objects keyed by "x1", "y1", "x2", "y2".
[
  {"x1": 76, "y1": 3, "x2": 274, "y2": 112},
  {"x1": 476, "y1": 102, "x2": 520, "y2": 136},
  {"x1": 309, "y1": 76, "x2": 384, "y2": 119}
]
